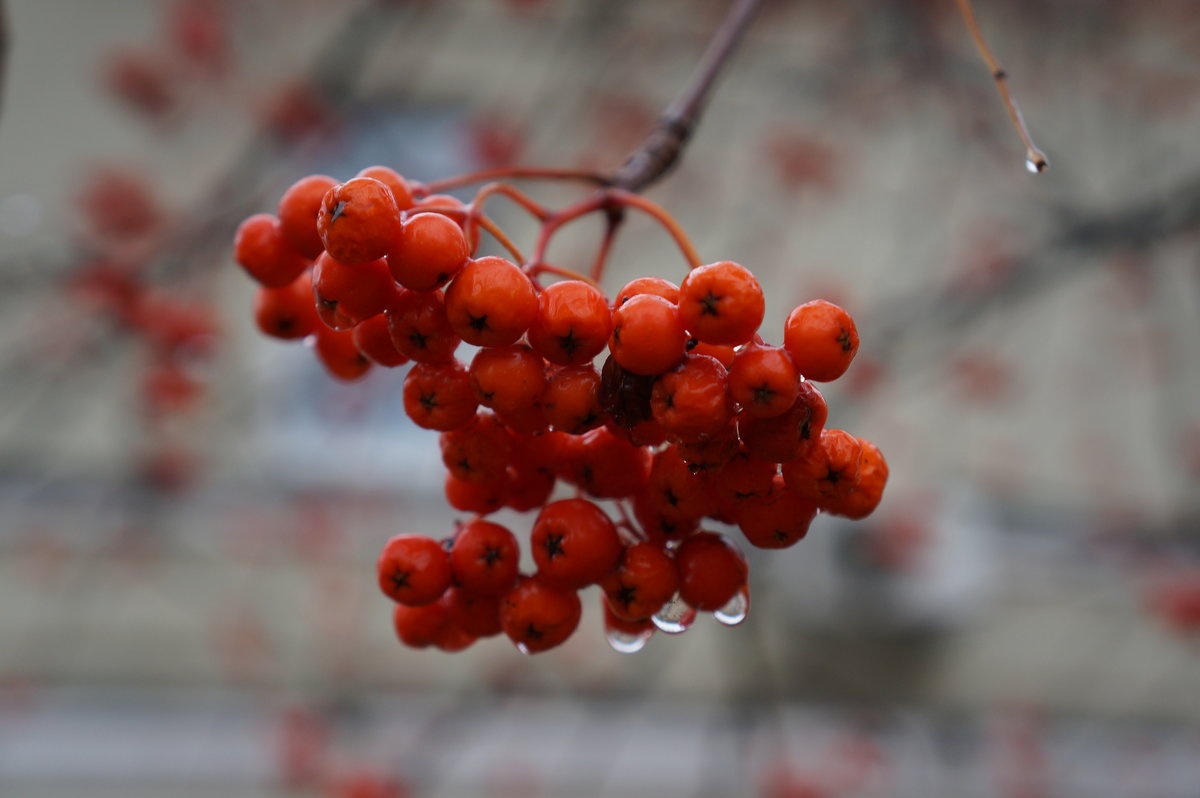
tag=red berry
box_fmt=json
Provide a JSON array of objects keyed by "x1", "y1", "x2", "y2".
[
  {"x1": 601, "y1": 543, "x2": 680, "y2": 622},
  {"x1": 234, "y1": 213, "x2": 309, "y2": 288},
  {"x1": 527, "y1": 280, "x2": 612, "y2": 366},
  {"x1": 278, "y1": 175, "x2": 337, "y2": 259},
  {"x1": 729, "y1": 343, "x2": 798, "y2": 418},
  {"x1": 542, "y1": 364, "x2": 604, "y2": 435},
  {"x1": 443, "y1": 256, "x2": 537, "y2": 347},
  {"x1": 469, "y1": 345, "x2": 547, "y2": 415},
  {"x1": 402, "y1": 361, "x2": 477, "y2": 431},
  {"x1": 500, "y1": 576, "x2": 582, "y2": 654},
  {"x1": 355, "y1": 165, "x2": 415, "y2": 211},
  {"x1": 445, "y1": 587, "x2": 503, "y2": 638},
  {"x1": 675, "y1": 532, "x2": 748, "y2": 611},
  {"x1": 377, "y1": 535, "x2": 452, "y2": 606},
  {"x1": 614, "y1": 276, "x2": 680, "y2": 306},
  {"x1": 650, "y1": 354, "x2": 734, "y2": 442},
  {"x1": 608, "y1": 293, "x2": 687, "y2": 376},
  {"x1": 732, "y1": 476, "x2": 818, "y2": 549},
  {"x1": 312, "y1": 326, "x2": 371, "y2": 381},
  {"x1": 738, "y1": 381, "x2": 828, "y2": 463},
  {"x1": 530, "y1": 498, "x2": 622, "y2": 589},
  {"x1": 678, "y1": 261, "x2": 764, "y2": 346},
  {"x1": 317, "y1": 177, "x2": 402, "y2": 265},
  {"x1": 783, "y1": 299, "x2": 859, "y2": 382},
  {"x1": 386, "y1": 289, "x2": 460, "y2": 364},
  {"x1": 312, "y1": 253, "x2": 397, "y2": 329},
  {"x1": 780, "y1": 428, "x2": 864, "y2": 507},
  {"x1": 253, "y1": 271, "x2": 319, "y2": 340},
  {"x1": 449, "y1": 519, "x2": 521, "y2": 597},
  {"x1": 387, "y1": 212, "x2": 469, "y2": 291},
  {"x1": 352, "y1": 313, "x2": 409, "y2": 367}
]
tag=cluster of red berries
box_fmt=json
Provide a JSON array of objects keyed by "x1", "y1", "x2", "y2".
[{"x1": 234, "y1": 166, "x2": 887, "y2": 654}]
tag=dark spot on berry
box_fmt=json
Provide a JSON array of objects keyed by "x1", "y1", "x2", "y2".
[
  {"x1": 420, "y1": 392, "x2": 439, "y2": 412},
  {"x1": 435, "y1": 272, "x2": 449, "y2": 285},
  {"x1": 483, "y1": 546, "x2": 503, "y2": 567},
  {"x1": 663, "y1": 488, "x2": 680, "y2": 507},
  {"x1": 615, "y1": 585, "x2": 637, "y2": 607},
  {"x1": 753, "y1": 384, "x2": 776, "y2": 405},
  {"x1": 557, "y1": 329, "x2": 580, "y2": 358},
  {"x1": 837, "y1": 329, "x2": 853, "y2": 352},
  {"x1": 543, "y1": 533, "x2": 565, "y2": 559},
  {"x1": 611, "y1": 324, "x2": 622, "y2": 346},
  {"x1": 699, "y1": 291, "x2": 721, "y2": 317},
  {"x1": 409, "y1": 330, "x2": 429, "y2": 350},
  {"x1": 525, "y1": 623, "x2": 543, "y2": 640},
  {"x1": 685, "y1": 337, "x2": 699, "y2": 351},
  {"x1": 468, "y1": 314, "x2": 489, "y2": 332},
  {"x1": 389, "y1": 571, "x2": 410, "y2": 591},
  {"x1": 330, "y1": 200, "x2": 348, "y2": 223},
  {"x1": 772, "y1": 529, "x2": 789, "y2": 542},
  {"x1": 824, "y1": 466, "x2": 841, "y2": 485}
]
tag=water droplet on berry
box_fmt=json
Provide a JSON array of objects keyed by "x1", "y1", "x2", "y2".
[
  {"x1": 713, "y1": 585, "x2": 750, "y2": 626},
  {"x1": 605, "y1": 626, "x2": 652, "y2": 654},
  {"x1": 651, "y1": 593, "x2": 696, "y2": 634},
  {"x1": 515, "y1": 641, "x2": 531, "y2": 656}
]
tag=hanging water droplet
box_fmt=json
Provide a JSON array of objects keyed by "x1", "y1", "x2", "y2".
[
  {"x1": 605, "y1": 626, "x2": 652, "y2": 654},
  {"x1": 515, "y1": 641, "x2": 531, "y2": 656},
  {"x1": 1025, "y1": 157, "x2": 1046, "y2": 174},
  {"x1": 651, "y1": 593, "x2": 696, "y2": 634},
  {"x1": 713, "y1": 585, "x2": 750, "y2": 627}
]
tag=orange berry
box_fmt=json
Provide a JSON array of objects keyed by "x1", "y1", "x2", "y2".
[
  {"x1": 234, "y1": 213, "x2": 310, "y2": 288},
  {"x1": 317, "y1": 177, "x2": 402, "y2": 265},
  {"x1": 387, "y1": 212, "x2": 469, "y2": 291},
  {"x1": 527, "y1": 280, "x2": 612, "y2": 366},
  {"x1": 608, "y1": 293, "x2": 687, "y2": 376},
  {"x1": 678, "y1": 261, "x2": 764, "y2": 346},
  {"x1": 253, "y1": 270, "x2": 319, "y2": 340},
  {"x1": 783, "y1": 299, "x2": 859, "y2": 382},
  {"x1": 650, "y1": 354, "x2": 734, "y2": 442},
  {"x1": 469, "y1": 344, "x2": 547, "y2": 414},
  {"x1": 402, "y1": 360, "x2": 478, "y2": 431},
  {"x1": 354, "y1": 165, "x2": 414, "y2": 210},
  {"x1": 729, "y1": 343, "x2": 799, "y2": 418},
  {"x1": 277, "y1": 174, "x2": 337, "y2": 259},
  {"x1": 443, "y1": 256, "x2": 538, "y2": 347},
  {"x1": 614, "y1": 276, "x2": 680, "y2": 306},
  {"x1": 312, "y1": 325, "x2": 371, "y2": 381}
]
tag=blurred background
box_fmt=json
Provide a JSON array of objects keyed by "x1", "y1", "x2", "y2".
[{"x1": 2, "y1": 0, "x2": 1200, "y2": 796}]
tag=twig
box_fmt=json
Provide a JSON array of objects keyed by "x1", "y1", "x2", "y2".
[
  {"x1": 419, "y1": 166, "x2": 609, "y2": 195},
  {"x1": 953, "y1": 0, "x2": 1048, "y2": 173},
  {"x1": 610, "y1": 0, "x2": 765, "y2": 192}
]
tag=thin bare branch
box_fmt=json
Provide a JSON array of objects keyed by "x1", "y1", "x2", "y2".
[
  {"x1": 953, "y1": 0, "x2": 1048, "y2": 173},
  {"x1": 611, "y1": 0, "x2": 765, "y2": 192}
]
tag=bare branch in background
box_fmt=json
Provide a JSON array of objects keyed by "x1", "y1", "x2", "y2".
[
  {"x1": 611, "y1": 0, "x2": 765, "y2": 192},
  {"x1": 954, "y1": 0, "x2": 1048, "y2": 173}
]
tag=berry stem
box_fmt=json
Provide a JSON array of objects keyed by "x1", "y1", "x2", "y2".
[
  {"x1": 470, "y1": 182, "x2": 552, "y2": 222},
  {"x1": 952, "y1": 0, "x2": 1048, "y2": 173},
  {"x1": 589, "y1": 206, "x2": 625, "y2": 283},
  {"x1": 417, "y1": 166, "x2": 610, "y2": 195},
  {"x1": 528, "y1": 262, "x2": 601, "y2": 288},
  {"x1": 606, "y1": 189, "x2": 703, "y2": 270},
  {"x1": 610, "y1": 0, "x2": 765, "y2": 192},
  {"x1": 474, "y1": 213, "x2": 526, "y2": 263}
]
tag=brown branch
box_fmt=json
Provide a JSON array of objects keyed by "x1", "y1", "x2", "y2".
[
  {"x1": 953, "y1": 0, "x2": 1048, "y2": 173},
  {"x1": 610, "y1": 0, "x2": 765, "y2": 192}
]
